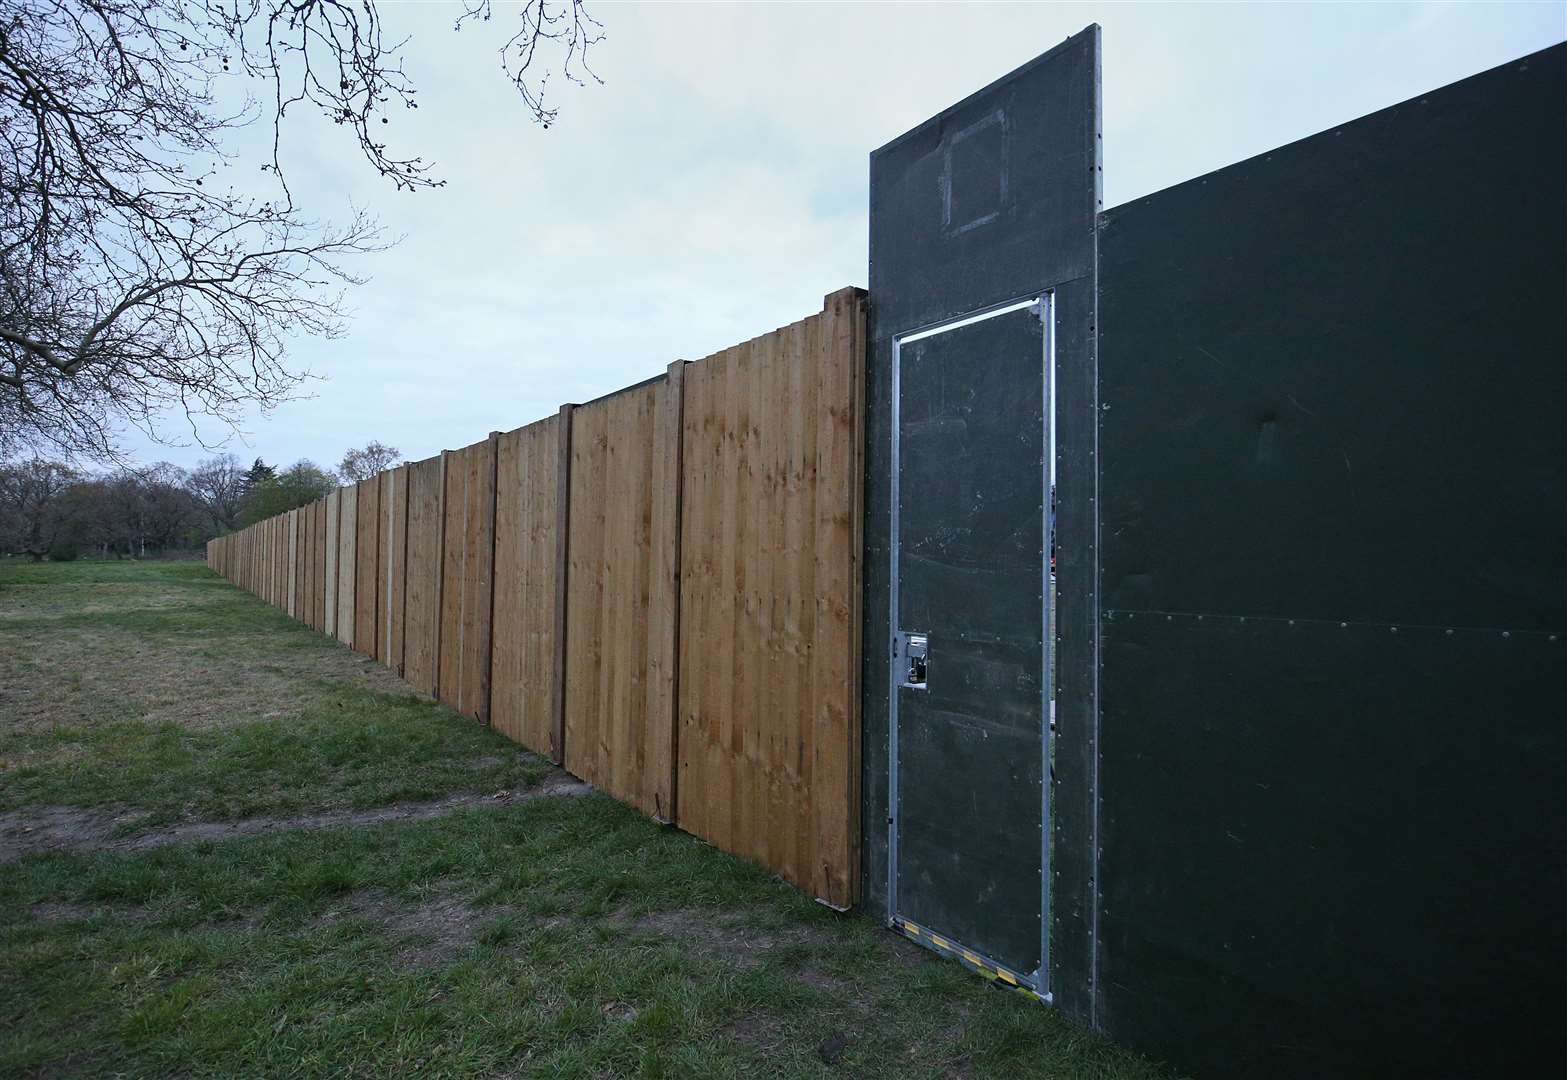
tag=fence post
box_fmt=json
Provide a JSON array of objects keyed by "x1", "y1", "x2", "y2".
[
  {"x1": 432, "y1": 450, "x2": 451, "y2": 703},
  {"x1": 655, "y1": 360, "x2": 688, "y2": 824},
  {"x1": 549, "y1": 403, "x2": 577, "y2": 767},
  {"x1": 479, "y1": 431, "x2": 502, "y2": 728}
]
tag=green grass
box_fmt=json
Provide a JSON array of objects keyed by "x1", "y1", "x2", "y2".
[
  {"x1": 0, "y1": 695, "x2": 548, "y2": 824},
  {"x1": 0, "y1": 559, "x2": 1175, "y2": 1079},
  {"x1": 0, "y1": 559, "x2": 544, "y2": 824}
]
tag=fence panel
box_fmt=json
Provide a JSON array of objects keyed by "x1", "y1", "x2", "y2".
[
  {"x1": 402, "y1": 454, "x2": 445, "y2": 696},
  {"x1": 675, "y1": 289, "x2": 864, "y2": 907},
  {"x1": 378, "y1": 466, "x2": 409, "y2": 673},
  {"x1": 490, "y1": 416, "x2": 560, "y2": 756},
  {"x1": 563, "y1": 381, "x2": 677, "y2": 818},
  {"x1": 355, "y1": 477, "x2": 380, "y2": 657},
  {"x1": 437, "y1": 438, "x2": 498, "y2": 722}
]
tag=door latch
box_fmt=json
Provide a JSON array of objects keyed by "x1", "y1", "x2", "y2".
[{"x1": 895, "y1": 632, "x2": 929, "y2": 690}]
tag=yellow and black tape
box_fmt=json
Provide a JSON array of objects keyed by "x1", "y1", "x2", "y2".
[{"x1": 897, "y1": 919, "x2": 1038, "y2": 1001}]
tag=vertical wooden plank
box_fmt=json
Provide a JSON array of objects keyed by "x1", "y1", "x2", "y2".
[
  {"x1": 307, "y1": 500, "x2": 319, "y2": 631},
  {"x1": 650, "y1": 360, "x2": 687, "y2": 823},
  {"x1": 563, "y1": 401, "x2": 599, "y2": 779},
  {"x1": 274, "y1": 516, "x2": 283, "y2": 609},
  {"x1": 336, "y1": 483, "x2": 357, "y2": 648},
  {"x1": 314, "y1": 499, "x2": 326, "y2": 632},
  {"x1": 438, "y1": 448, "x2": 462, "y2": 710},
  {"x1": 478, "y1": 433, "x2": 501, "y2": 726},
  {"x1": 433, "y1": 450, "x2": 451, "y2": 702},
  {"x1": 781, "y1": 316, "x2": 812, "y2": 889},
  {"x1": 379, "y1": 465, "x2": 409, "y2": 674},
  {"x1": 288, "y1": 509, "x2": 299, "y2": 619},
  {"x1": 324, "y1": 489, "x2": 340, "y2": 639},
  {"x1": 810, "y1": 287, "x2": 866, "y2": 907},
  {"x1": 709, "y1": 341, "x2": 740, "y2": 853},
  {"x1": 675, "y1": 352, "x2": 711, "y2": 836},
  {"x1": 550, "y1": 404, "x2": 575, "y2": 766},
  {"x1": 532, "y1": 419, "x2": 559, "y2": 751},
  {"x1": 355, "y1": 476, "x2": 380, "y2": 657}
]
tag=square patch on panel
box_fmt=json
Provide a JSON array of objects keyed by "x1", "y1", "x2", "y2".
[{"x1": 943, "y1": 110, "x2": 1008, "y2": 236}]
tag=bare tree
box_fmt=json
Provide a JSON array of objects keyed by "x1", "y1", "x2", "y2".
[
  {"x1": 456, "y1": 1, "x2": 604, "y2": 130},
  {"x1": 338, "y1": 440, "x2": 400, "y2": 483},
  {"x1": 1, "y1": 0, "x2": 601, "y2": 460},
  {"x1": 186, "y1": 453, "x2": 247, "y2": 532},
  {"x1": 0, "y1": 456, "x2": 76, "y2": 557}
]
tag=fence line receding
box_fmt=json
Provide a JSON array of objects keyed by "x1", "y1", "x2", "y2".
[{"x1": 208, "y1": 288, "x2": 866, "y2": 908}]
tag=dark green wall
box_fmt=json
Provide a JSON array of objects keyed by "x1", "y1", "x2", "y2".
[{"x1": 1096, "y1": 44, "x2": 1565, "y2": 1077}]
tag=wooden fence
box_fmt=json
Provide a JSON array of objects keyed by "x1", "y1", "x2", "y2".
[{"x1": 208, "y1": 288, "x2": 866, "y2": 908}]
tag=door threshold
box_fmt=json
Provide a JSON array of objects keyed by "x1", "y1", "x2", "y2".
[{"x1": 890, "y1": 916, "x2": 1051, "y2": 1004}]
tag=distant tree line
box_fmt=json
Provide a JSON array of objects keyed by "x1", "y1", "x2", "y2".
[{"x1": 0, "y1": 443, "x2": 398, "y2": 561}]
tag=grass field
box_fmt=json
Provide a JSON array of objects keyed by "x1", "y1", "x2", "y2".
[{"x1": 0, "y1": 559, "x2": 1173, "y2": 1079}]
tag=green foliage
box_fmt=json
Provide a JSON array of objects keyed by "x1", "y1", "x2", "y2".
[
  {"x1": 240, "y1": 460, "x2": 338, "y2": 525},
  {"x1": 46, "y1": 539, "x2": 80, "y2": 562}
]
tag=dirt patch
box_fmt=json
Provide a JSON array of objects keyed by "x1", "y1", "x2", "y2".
[
  {"x1": 318, "y1": 887, "x2": 499, "y2": 971},
  {"x1": 882, "y1": 928, "x2": 941, "y2": 968},
  {"x1": 25, "y1": 900, "x2": 152, "y2": 925},
  {"x1": 719, "y1": 1011, "x2": 790, "y2": 1053},
  {"x1": 794, "y1": 966, "x2": 855, "y2": 994},
  {"x1": 625, "y1": 908, "x2": 837, "y2": 969},
  {"x1": 0, "y1": 772, "x2": 592, "y2": 863}
]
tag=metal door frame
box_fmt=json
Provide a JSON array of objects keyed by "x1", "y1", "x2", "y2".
[{"x1": 887, "y1": 290, "x2": 1056, "y2": 1001}]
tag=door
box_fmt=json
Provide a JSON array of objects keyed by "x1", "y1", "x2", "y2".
[{"x1": 890, "y1": 294, "x2": 1053, "y2": 991}]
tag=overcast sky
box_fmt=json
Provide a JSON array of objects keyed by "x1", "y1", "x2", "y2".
[{"x1": 117, "y1": 1, "x2": 1564, "y2": 474}]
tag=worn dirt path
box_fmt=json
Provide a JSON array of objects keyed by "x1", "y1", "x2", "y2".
[{"x1": 0, "y1": 772, "x2": 592, "y2": 864}]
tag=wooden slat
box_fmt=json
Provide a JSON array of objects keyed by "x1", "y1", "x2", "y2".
[
  {"x1": 479, "y1": 432, "x2": 501, "y2": 727},
  {"x1": 549, "y1": 404, "x2": 575, "y2": 766},
  {"x1": 379, "y1": 466, "x2": 409, "y2": 674},
  {"x1": 355, "y1": 477, "x2": 380, "y2": 656},
  {"x1": 468, "y1": 437, "x2": 497, "y2": 722},
  {"x1": 336, "y1": 484, "x2": 357, "y2": 648},
  {"x1": 649, "y1": 360, "x2": 687, "y2": 822},
  {"x1": 324, "y1": 489, "x2": 340, "y2": 638},
  {"x1": 313, "y1": 498, "x2": 327, "y2": 632}
]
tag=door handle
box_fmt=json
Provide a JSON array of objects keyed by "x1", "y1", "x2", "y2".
[{"x1": 896, "y1": 631, "x2": 928, "y2": 690}]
